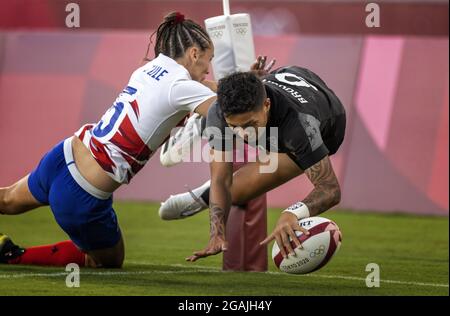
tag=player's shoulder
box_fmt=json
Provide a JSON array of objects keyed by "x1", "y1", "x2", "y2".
[
  {"x1": 206, "y1": 100, "x2": 225, "y2": 128},
  {"x1": 206, "y1": 100, "x2": 221, "y2": 120},
  {"x1": 137, "y1": 54, "x2": 190, "y2": 83}
]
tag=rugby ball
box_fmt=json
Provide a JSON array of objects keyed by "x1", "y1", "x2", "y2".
[{"x1": 272, "y1": 217, "x2": 342, "y2": 274}]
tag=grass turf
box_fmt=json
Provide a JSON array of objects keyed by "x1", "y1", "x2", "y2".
[{"x1": 0, "y1": 201, "x2": 448, "y2": 296}]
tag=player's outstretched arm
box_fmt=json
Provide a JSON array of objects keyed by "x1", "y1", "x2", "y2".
[
  {"x1": 303, "y1": 155, "x2": 341, "y2": 216},
  {"x1": 186, "y1": 150, "x2": 233, "y2": 262},
  {"x1": 260, "y1": 155, "x2": 339, "y2": 257},
  {"x1": 201, "y1": 80, "x2": 218, "y2": 92},
  {"x1": 198, "y1": 55, "x2": 275, "y2": 95}
]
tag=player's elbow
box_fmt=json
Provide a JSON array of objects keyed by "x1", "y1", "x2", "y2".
[{"x1": 330, "y1": 183, "x2": 341, "y2": 207}]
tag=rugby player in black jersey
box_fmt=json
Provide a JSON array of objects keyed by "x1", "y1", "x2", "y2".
[{"x1": 159, "y1": 65, "x2": 346, "y2": 262}]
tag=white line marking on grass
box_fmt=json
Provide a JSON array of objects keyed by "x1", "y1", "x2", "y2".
[
  {"x1": 0, "y1": 272, "x2": 69, "y2": 279},
  {"x1": 0, "y1": 269, "x2": 219, "y2": 279},
  {"x1": 168, "y1": 264, "x2": 449, "y2": 288},
  {"x1": 1, "y1": 263, "x2": 448, "y2": 289},
  {"x1": 297, "y1": 273, "x2": 450, "y2": 288}
]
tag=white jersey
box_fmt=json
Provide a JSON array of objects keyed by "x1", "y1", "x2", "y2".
[{"x1": 75, "y1": 54, "x2": 215, "y2": 184}]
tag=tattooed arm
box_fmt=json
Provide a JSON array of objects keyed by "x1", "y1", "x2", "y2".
[
  {"x1": 303, "y1": 155, "x2": 341, "y2": 216},
  {"x1": 186, "y1": 150, "x2": 233, "y2": 262},
  {"x1": 260, "y1": 155, "x2": 339, "y2": 257}
]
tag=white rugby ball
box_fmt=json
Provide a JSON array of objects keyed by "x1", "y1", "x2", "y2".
[{"x1": 272, "y1": 216, "x2": 342, "y2": 274}]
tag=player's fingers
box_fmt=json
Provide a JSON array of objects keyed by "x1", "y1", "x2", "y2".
[
  {"x1": 251, "y1": 56, "x2": 260, "y2": 70},
  {"x1": 186, "y1": 255, "x2": 201, "y2": 262},
  {"x1": 281, "y1": 230, "x2": 295, "y2": 255},
  {"x1": 265, "y1": 59, "x2": 276, "y2": 72},
  {"x1": 185, "y1": 255, "x2": 193, "y2": 261},
  {"x1": 260, "y1": 233, "x2": 274, "y2": 245},
  {"x1": 260, "y1": 56, "x2": 267, "y2": 69},
  {"x1": 286, "y1": 226, "x2": 302, "y2": 249},
  {"x1": 293, "y1": 223, "x2": 310, "y2": 236},
  {"x1": 185, "y1": 254, "x2": 197, "y2": 261},
  {"x1": 193, "y1": 249, "x2": 208, "y2": 257},
  {"x1": 256, "y1": 55, "x2": 263, "y2": 69},
  {"x1": 275, "y1": 234, "x2": 287, "y2": 258},
  {"x1": 187, "y1": 248, "x2": 210, "y2": 261}
]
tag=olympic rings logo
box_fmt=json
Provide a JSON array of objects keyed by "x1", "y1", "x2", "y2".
[
  {"x1": 309, "y1": 245, "x2": 326, "y2": 258},
  {"x1": 209, "y1": 30, "x2": 223, "y2": 39},
  {"x1": 235, "y1": 27, "x2": 247, "y2": 36},
  {"x1": 209, "y1": 27, "x2": 247, "y2": 39}
]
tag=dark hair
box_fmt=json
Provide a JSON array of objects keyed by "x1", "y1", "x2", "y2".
[
  {"x1": 217, "y1": 72, "x2": 267, "y2": 117},
  {"x1": 143, "y1": 12, "x2": 212, "y2": 62}
]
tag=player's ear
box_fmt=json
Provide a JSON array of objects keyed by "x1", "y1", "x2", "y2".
[
  {"x1": 189, "y1": 46, "x2": 200, "y2": 63},
  {"x1": 263, "y1": 98, "x2": 271, "y2": 112}
]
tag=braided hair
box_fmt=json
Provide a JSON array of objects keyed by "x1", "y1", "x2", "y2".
[{"x1": 143, "y1": 12, "x2": 212, "y2": 62}]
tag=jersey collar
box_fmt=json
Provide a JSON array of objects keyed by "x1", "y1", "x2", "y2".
[{"x1": 158, "y1": 53, "x2": 192, "y2": 80}]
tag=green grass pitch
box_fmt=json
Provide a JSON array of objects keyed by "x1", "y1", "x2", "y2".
[{"x1": 0, "y1": 202, "x2": 448, "y2": 296}]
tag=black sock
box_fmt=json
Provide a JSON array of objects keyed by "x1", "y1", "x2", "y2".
[{"x1": 200, "y1": 187, "x2": 210, "y2": 205}]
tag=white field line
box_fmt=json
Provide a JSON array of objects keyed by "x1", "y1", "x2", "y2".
[{"x1": 0, "y1": 262, "x2": 448, "y2": 288}]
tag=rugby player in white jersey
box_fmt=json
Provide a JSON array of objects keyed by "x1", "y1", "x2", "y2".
[{"x1": 0, "y1": 12, "x2": 220, "y2": 268}]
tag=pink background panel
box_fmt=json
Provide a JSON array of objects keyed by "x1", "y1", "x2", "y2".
[
  {"x1": 0, "y1": 30, "x2": 447, "y2": 215},
  {"x1": 0, "y1": 74, "x2": 85, "y2": 182},
  {"x1": 385, "y1": 38, "x2": 449, "y2": 194},
  {"x1": 355, "y1": 37, "x2": 404, "y2": 151}
]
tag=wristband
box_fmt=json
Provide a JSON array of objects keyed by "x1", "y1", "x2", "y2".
[{"x1": 282, "y1": 202, "x2": 310, "y2": 219}]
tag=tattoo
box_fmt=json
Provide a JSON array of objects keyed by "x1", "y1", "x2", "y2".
[
  {"x1": 303, "y1": 156, "x2": 341, "y2": 216},
  {"x1": 209, "y1": 202, "x2": 226, "y2": 238}
]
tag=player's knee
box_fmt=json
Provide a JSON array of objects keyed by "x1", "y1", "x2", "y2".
[
  {"x1": 101, "y1": 255, "x2": 124, "y2": 268},
  {"x1": 0, "y1": 187, "x2": 16, "y2": 215},
  {"x1": 89, "y1": 244, "x2": 125, "y2": 269},
  {"x1": 87, "y1": 254, "x2": 124, "y2": 269}
]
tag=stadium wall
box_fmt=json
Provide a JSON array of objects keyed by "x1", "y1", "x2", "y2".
[{"x1": 0, "y1": 30, "x2": 447, "y2": 215}]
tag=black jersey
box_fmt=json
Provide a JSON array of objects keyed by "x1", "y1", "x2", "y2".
[{"x1": 206, "y1": 66, "x2": 346, "y2": 170}]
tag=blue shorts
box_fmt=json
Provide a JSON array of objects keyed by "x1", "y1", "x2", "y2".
[{"x1": 28, "y1": 139, "x2": 121, "y2": 251}]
